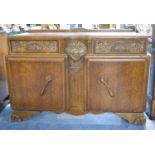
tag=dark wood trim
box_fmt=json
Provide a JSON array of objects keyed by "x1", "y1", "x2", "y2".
[
  {"x1": 150, "y1": 77, "x2": 155, "y2": 119},
  {"x1": 150, "y1": 25, "x2": 155, "y2": 119}
]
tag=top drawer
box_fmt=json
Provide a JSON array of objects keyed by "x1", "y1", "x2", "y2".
[
  {"x1": 10, "y1": 40, "x2": 59, "y2": 53},
  {"x1": 93, "y1": 38, "x2": 147, "y2": 54}
]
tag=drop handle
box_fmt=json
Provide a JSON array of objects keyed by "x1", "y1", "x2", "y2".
[
  {"x1": 40, "y1": 75, "x2": 52, "y2": 96},
  {"x1": 100, "y1": 76, "x2": 114, "y2": 97}
]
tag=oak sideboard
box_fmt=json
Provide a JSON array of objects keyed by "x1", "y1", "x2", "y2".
[{"x1": 6, "y1": 32, "x2": 150, "y2": 124}]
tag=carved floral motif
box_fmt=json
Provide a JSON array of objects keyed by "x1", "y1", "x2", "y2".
[
  {"x1": 95, "y1": 39, "x2": 146, "y2": 53},
  {"x1": 26, "y1": 43, "x2": 43, "y2": 51},
  {"x1": 11, "y1": 40, "x2": 58, "y2": 52}
]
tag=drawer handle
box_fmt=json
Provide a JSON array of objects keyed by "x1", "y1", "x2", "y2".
[
  {"x1": 40, "y1": 75, "x2": 52, "y2": 96},
  {"x1": 100, "y1": 76, "x2": 114, "y2": 97}
]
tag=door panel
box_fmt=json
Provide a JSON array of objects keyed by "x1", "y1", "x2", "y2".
[
  {"x1": 7, "y1": 56, "x2": 66, "y2": 111},
  {"x1": 87, "y1": 58, "x2": 149, "y2": 113}
]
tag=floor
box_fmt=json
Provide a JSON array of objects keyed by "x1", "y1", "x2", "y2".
[{"x1": 0, "y1": 105, "x2": 155, "y2": 130}]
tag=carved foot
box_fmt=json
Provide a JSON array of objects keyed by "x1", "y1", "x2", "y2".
[
  {"x1": 116, "y1": 113, "x2": 146, "y2": 125},
  {"x1": 11, "y1": 110, "x2": 40, "y2": 121}
]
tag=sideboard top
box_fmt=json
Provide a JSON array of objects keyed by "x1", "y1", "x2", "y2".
[{"x1": 9, "y1": 32, "x2": 148, "y2": 40}]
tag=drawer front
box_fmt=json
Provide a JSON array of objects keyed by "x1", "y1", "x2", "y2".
[
  {"x1": 94, "y1": 38, "x2": 147, "y2": 54},
  {"x1": 6, "y1": 56, "x2": 66, "y2": 111},
  {"x1": 10, "y1": 40, "x2": 59, "y2": 53},
  {"x1": 87, "y1": 57, "x2": 149, "y2": 113}
]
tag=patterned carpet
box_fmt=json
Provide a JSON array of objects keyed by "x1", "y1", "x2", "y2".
[{"x1": 0, "y1": 105, "x2": 155, "y2": 130}]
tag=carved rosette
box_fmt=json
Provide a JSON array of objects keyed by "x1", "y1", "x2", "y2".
[
  {"x1": 65, "y1": 40, "x2": 87, "y2": 73},
  {"x1": 11, "y1": 40, "x2": 58, "y2": 53},
  {"x1": 95, "y1": 39, "x2": 146, "y2": 54}
]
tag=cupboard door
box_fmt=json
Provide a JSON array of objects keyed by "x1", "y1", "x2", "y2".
[
  {"x1": 87, "y1": 58, "x2": 149, "y2": 113},
  {"x1": 6, "y1": 56, "x2": 66, "y2": 111}
]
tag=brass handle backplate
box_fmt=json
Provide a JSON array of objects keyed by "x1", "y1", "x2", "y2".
[
  {"x1": 40, "y1": 75, "x2": 52, "y2": 96},
  {"x1": 100, "y1": 75, "x2": 114, "y2": 97}
]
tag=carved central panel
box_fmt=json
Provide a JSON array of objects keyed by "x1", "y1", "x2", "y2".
[{"x1": 65, "y1": 40, "x2": 87, "y2": 73}]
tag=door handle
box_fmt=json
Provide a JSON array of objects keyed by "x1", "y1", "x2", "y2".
[
  {"x1": 40, "y1": 75, "x2": 52, "y2": 96},
  {"x1": 100, "y1": 75, "x2": 114, "y2": 97}
]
